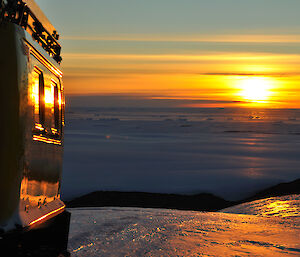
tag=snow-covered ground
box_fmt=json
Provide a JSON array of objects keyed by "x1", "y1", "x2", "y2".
[
  {"x1": 222, "y1": 194, "x2": 300, "y2": 218},
  {"x1": 62, "y1": 108, "x2": 300, "y2": 201},
  {"x1": 68, "y1": 195, "x2": 300, "y2": 257}
]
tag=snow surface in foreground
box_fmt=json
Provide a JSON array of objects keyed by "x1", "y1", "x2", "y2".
[
  {"x1": 222, "y1": 194, "x2": 300, "y2": 218},
  {"x1": 68, "y1": 195, "x2": 300, "y2": 257}
]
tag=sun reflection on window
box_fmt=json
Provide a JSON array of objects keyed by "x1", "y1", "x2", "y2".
[
  {"x1": 32, "y1": 76, "x2": 39, "y2": 115},
  {"x1": 32, "y1": 69, "x2": 42, "y2": 120},
  {"x1": 44, "y1": 84, "x2": 54, "y2": 107},
  {"x1": 30, "y1": 67, "x2": 63, "y2": 145}
]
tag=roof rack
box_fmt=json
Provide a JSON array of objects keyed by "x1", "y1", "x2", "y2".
[{"x1": 0, "y1": 0, "x2": 62, "y2": 64}]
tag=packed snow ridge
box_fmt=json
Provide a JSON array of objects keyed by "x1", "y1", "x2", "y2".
[{"x1": 68, "y1": 195, "x2": 300, "y2": 256}]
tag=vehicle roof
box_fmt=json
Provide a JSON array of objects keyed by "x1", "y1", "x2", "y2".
[
  {"x1": 4, "y1": 0, "x2": 62, "y2": 63},
  {"x1": 23, "y1": 0, "x2": 57, "y2": 36}
]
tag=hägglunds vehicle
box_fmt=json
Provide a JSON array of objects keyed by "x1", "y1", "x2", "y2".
[{"x1": 0, "y1": 0, "x2": 70, "y2": 255}]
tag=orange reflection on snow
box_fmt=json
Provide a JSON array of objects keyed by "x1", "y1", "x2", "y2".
[
  {"x1": 223, "y1": 195, "x2": 300, "y2": 218},
  {"x1": 262, "y1": 200, "x2": 299, "y2": 217}
]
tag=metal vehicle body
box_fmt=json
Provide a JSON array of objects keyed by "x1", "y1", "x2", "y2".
[{"x1": 0, "y1": 0, "x2": 69, "y2": 254}]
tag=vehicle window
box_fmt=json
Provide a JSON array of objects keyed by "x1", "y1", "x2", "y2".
[
  {"x1": 31, "y1": 54, "x2": 63, "y2": 145},
  {"x1": 38, "y1": 71, "x2": 45, "y2": 125},
  {"x1": 32, "y1": 67, "x2": 45, "y2": 132},
  {"x1": 31, "y1": 69, "x2": 63, "y2": 143},
  {"x1": 51, "y1": 80, "x2": 61, "y2": 138},
  {"x1": 53, "y1": 82, "x2": 59, "y2": 130}
]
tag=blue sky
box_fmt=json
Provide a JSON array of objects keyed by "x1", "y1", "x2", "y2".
[{"x1": 37, "y1": 0, "x2": 300, "y2": 36}]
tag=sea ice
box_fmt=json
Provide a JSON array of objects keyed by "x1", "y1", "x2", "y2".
[{"x1": 62, "y1": 108, "x2": 300, "y2": 201}]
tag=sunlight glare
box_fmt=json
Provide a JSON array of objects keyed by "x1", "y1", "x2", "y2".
[
  {"x1": 44, "y1": 85, "x2": 54, "y2": 106},
  {"x1": 238, "y1": 77, "x2": 273, "y2": 102}
]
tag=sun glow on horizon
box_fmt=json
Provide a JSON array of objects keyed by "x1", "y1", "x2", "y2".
[{"x1": 236, "y1": 77, "x2": 275, "y2": 103}]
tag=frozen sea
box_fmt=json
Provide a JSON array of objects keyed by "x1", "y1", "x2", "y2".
[
  {"x1": 62, "y1": 107, "x2": 300, "y2": 201},
  {"x1": 68, "y1": 195, "x2": 300, "y2": 257}
]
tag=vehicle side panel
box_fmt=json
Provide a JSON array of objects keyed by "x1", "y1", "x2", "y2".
[
  {"x1": 18, "y1": 30, "x2": 65, "y2": 227},
  {"x1": 0, "y1": 23, "x2": 25, "y2": 226},
  {"x1": 0, "y1": 23, "x2": 65, "y2": 229},
  {"x1": 20, "y1": 51, "x2": 63, "y2": 211}
]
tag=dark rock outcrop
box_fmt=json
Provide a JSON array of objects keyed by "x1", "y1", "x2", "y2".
[
  {"x1": 66, "y1": 191, "x2": 233, "y2": 212},
  {"x1": 66, "y1": 178, "x2": 300, "y2": 211}
]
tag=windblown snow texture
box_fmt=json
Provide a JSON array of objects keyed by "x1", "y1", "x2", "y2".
[
  {"x1": 68, "y1": 195, "x2": 300, "y2": 257},
  {"x1": 222, "y1": 194, "x2": 300, "y2": 217}
]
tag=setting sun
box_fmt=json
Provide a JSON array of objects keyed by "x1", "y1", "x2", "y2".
[{"x1": 237, "y1": 77, "x2": 274, "y2": 102}]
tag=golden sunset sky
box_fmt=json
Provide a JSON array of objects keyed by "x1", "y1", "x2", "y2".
[{"x1": 37, "y1": 0, "x2": 300, "y2": 108}]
